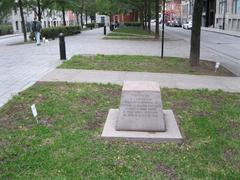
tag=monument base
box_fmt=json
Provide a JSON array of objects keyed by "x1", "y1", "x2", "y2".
[{"x1": 101, "y1": 109, "x2": 183, "y2": 143}]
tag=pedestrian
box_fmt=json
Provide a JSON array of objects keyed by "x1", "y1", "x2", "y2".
[{"x1": 32, "y1": 17, "x2": 42, "y2": 46}]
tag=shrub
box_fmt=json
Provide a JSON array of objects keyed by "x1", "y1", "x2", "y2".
[
  {"x1": 124, "y1": 22, "x2": 141, "y2": 27},
  {"x1": 29, "y1": 26, "x2": 81, "y2": 40},
  {"x1": 0, "y1": 24, "x2": 13, "y2": 36},
  {"x1": 97, "y1": 23, "x2": 105, "y2": 27},
  {"x1": 86, "y1": 23, "x2": 95, "y2": 28}
]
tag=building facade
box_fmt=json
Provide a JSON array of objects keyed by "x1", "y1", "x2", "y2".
[
  {"x1": 181, "y1": 0, "x2": 194, "y2": 23},
  {"x1": 181, "y1": 0, "x2": 216, "y2": 27},
  {"x1": 202, "y1": 0, "x2": 216, "y2": 27},
  {"x1": 111, "y1": 10, "x2": 138, "y2": 24},
  {"x1": 181, "y1": 0, "x2": 239, "y2": 31},
  {"x1": 165, "y1": 0, "x2": 182, "y2": 22},
  {"x1": 215, "y1": 0, "x2": 240, "y2": 31}
]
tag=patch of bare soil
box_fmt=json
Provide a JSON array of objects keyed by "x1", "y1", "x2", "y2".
[
  {"x1": 224, "y1": 148, "x2": 240, "y2": 170},
  {"x1": 0, "y1": 103, "x2": 28, "y2": 130},
  {"x1": 171, "y1": 100, "x2": 189, "y2": 112},
  {"x1": 155, "y1": 163, "x2": 177, "y2": 180},
  {"x1": 84, "y1": 111, "x2": 107, "y2": 130},
  {"x1": 99, "y1": 87, "x2": 121, "y2": 98}
]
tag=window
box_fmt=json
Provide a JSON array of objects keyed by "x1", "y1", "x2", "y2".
[
  {"x1": 219, "y1": 0, "x2": 227, "y2": 15},
  {"x1": 233, "y1": 0, "x2": 240, "y2": 14}
]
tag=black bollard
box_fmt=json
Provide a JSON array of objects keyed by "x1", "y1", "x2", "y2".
[
  {"x1": 59, "y1": 33, "x2": 66, "y2": 60},
  {"x1": 104, "y1": 25, "x2": 106, "y2": 35}
]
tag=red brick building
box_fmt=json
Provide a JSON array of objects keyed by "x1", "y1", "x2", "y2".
[
  {"x1": 111, "y1": 10, "x2": 138, "y2": 23},
  {"x1": 165, "y1": 0, "x2": 182, "y2": 21}
]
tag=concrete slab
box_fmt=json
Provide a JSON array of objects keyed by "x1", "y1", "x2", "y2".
[{"x1": 102, "y1": 109, "x2": 183, "y2": 143}]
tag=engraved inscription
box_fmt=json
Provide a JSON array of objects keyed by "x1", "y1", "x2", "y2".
[
  {"x1": 121, "y1": 93, "x2": 161, "y2": 119},
  {"x1": 116, "y1": 81, "x2": 166, "y2": 132}
]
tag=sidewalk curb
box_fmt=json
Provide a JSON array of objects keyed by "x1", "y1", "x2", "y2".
[
  {"x1": 202, "y1": 28, "x2": 240, "y2": 38},
  {"x1": 0, "y1": 33, "x2": 23, "y2": 40}
]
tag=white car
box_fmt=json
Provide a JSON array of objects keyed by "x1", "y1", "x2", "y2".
[{"x1": 183, "y1": 21, "x2": 192, "y2": 30}]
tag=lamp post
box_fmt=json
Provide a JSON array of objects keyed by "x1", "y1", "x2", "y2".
[
  {"x1": 161, "y1": 0, "x2": 166, "y2": 59},
  {"x1": 222, "y1": 0, "x2": 226, "y2": 30}
]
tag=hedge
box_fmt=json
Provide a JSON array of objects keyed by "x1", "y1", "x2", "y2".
[
  {"x1": 97, "y1": 23, "x2": 105, "y2": 27},
  {"x1": 86, "y1": 23, "x2": 95, "y2": 28},
  {"x1": 0, "y1": 24, "x2": 13, "y2": 36},
  {"x1": 124, "y1": 22, "x2": 141, "y2": 27},
  {"x1": 30, "y1": 26, "x2": 81, "y2": 40}
]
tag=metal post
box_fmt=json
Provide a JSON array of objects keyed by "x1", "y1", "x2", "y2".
[
  {"x1": 161, "y1": 0, "x2": 166, "y2": 59},
  {"x1": 59, "y1": 33, "x2": 66, "y2": 60},
  {"x1": 104, "y1": 25, "x2": 106, "y2": 35},
  {"x1": 222, "y1": 0, "x2": 226, "y2": 30}
]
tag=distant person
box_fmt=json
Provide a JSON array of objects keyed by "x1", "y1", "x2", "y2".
[{"x1": 32, "y1": 18, "x2": 42, "y2": 46}]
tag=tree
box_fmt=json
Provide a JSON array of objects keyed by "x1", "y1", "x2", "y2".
[
  {"x1": 26, "y1": 0, "x2": 54, "y2": 21},
  {"x1": 155, "y1": 0, "x2": 160, "y2": 39},
  {"x1": 190, "y1": 0, "x2": 204, "y2": 66},
  {"x1": 17, "y1": 0, "x2": 27, "y2": 42},
  {"x1": 0, "y1": 0, "x2": 14, "y2": 23}
]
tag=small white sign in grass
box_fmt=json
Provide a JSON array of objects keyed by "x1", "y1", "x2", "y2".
[{"x1": 31, "y1": 104, "x2": 38, "y2": 124}]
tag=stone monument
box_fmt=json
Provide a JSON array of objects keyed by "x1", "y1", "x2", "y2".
[
  {"x1": 102, "y1": 81, "x2": 183, "y2": 143},
  {"x1": 116, "y1": 81, "x2": 166, "y2": 132}
]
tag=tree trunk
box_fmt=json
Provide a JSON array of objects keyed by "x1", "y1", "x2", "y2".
[
  {"x1": 80, "y1": 8, "x2": 84, "y2": 27},
  {"x1": 76, "y1": 12, "x2": 80, "y2": 27},
  {"x1": 139, "y1": 8, "x2": 144, "y2": 29},
  {"x1": 155, "y1": 0, "x2": 160, "y2": 39},
  {"x1": 144, "y1": 0, "x2": 147, "y2": 30},
  {"x1": 19, "y1": 0, "x2": 27, "y2": 42},
  {"x1": 62, "y1": 6, "x2": 66, "y2": 26},
  {"x1": 148, "y1": 0, "x2": 152, "y2": 32},
  {"x1": 190, "y1": 0, "x2": 204, "y2": 66},
  {"x1": 37, "y1": 0, "x2": 41, "y2": 21},
  {"x1": 85, "y1": 10, "x2": 88, "y2": 25}
]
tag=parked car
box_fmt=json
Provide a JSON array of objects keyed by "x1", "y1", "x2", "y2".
[
  {"x1": 183, "y1": 21, "x2": 192, "y2": 30},
  {"x1": 167, "y1": 20, "x2": 181, "y2": 27}
]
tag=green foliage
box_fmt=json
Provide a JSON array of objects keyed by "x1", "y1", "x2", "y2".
[
  {"x1": 0, "y1": 24, "x2": 13, "y2": 36},
  {"x1": 97, "y1": 23, "x2": 105, "y2": 27},
  {"x1": 86, "y1": 23, "x2": 95, "y2": 28},
  {"x1": 0, "y1": 0, "x2": 14, "y2": 23},
  {"x1": 29, "y1": 26, "x2": 81, "y2": 40}
]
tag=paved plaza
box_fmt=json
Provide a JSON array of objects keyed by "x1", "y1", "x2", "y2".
[{"x1": 0, "y1": 27, "x2": 240, "y2": 107}]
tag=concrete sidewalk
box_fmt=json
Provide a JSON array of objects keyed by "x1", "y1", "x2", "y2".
[
  {"x1": 40, "y1": 69, "x2": 240, "y2": 93},
  {"x1": 0, "y1": 33, "x2": 23, "y2": 40},
  {"x1": 202, "y1": 27, "x2": 240, "y2": 38}
]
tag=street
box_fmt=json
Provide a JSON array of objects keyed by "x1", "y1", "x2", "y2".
[
  {"x1": 0, "y1": 27, "x2": 240, "y2": 107},
  {"x1": 165, "y1": 26, "x2": 240, "y2": 75}
]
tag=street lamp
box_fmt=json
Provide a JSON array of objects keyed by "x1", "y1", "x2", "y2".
[
  {"x1": 222, "y1": 0, "x2": 227, "y2": 30},
  {"x1": 161, "y1": 0, "x2": 166, "y2": 59}
]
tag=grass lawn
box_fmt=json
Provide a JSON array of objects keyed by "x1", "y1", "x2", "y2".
[
  {"x1": 105, "y1": 27, "x2": 154, "y2": 40},
  {"x1": 59, "y1": 55, "x2": 235, "y2": 76},
  {"x1": 0, "y1": 82, "x2": 240, "y2": 179}
]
